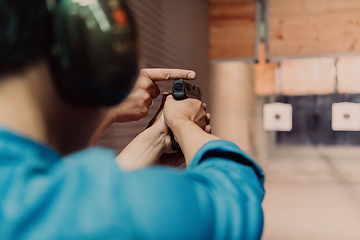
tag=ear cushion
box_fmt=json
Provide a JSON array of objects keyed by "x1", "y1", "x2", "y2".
[{"x1": 49, "y1": 0, "x2": 138, "y2": 106}]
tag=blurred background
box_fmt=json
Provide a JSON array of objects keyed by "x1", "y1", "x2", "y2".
[{"x1": 97, "y1": 0, "x2": 360, "y2": 239}]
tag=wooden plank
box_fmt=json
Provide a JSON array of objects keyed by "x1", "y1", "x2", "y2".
[
  {"x1": 270, "y1": 0, "x2": 360, "y2": 15},
  {"x1": 254, "y1": 42, "x2": 277, "y2": 95},
  {"x1": 209, "y1": 0, "x2": 256, "y2": 59},
  {"x1": 281, "y1": 58, "x2": 336, "y2": 95},
  {"x1": 269, "y1": 0, "x2": 360, "y2": 57},
  {"x1": 337, "y1": 56, "x2": 360, "y2": 93}
]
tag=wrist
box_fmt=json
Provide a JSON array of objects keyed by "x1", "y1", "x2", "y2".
[
  {"x1": 107, "y1": 109, "x2": 118, "y2": 124},
  {"x1": 89, "y1": 109, "x2": 115, "y2": 145},
  {"x1": 171, "y1": 120, "x2": 200, "y2": 139},
  {"x1": 167, "y1": 117, "x2": 193, "y2": 133},
  {"x1": 168, "y1": 120, "x2": 220, "y2": 165},
  {"x1": 145, "y1": 123, "x2": 168, "y2": 153},
  {"x1": 116, "y1": 125, "x2": 168, "y2": 170}
]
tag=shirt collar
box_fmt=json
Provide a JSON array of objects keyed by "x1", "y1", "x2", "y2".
[{"x1": 0, "y1": 126, "x2": 62, "y2": 161}]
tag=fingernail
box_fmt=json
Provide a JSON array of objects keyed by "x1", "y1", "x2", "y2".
[{"x1": 188, "y1": 72, "x2": 196, "y2": 79}]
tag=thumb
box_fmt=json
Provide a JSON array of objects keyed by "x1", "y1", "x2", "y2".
[
  {"x1": 165, "y1": 93, "x2": 176, "y2": 103},
  {"x1": 160, "y1": 92, "x2": 170, "y2": 108}
]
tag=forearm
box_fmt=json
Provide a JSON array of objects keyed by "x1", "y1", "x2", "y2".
[
  {"x1": 116, "y1": 125, "x2": 167, "y2": 170},
  {"x1": 89, "y1": 115, "x2": 114, "y2": 146},
  {"x1": 171, "y1": 120, "x2": 220, "y2": 164}
]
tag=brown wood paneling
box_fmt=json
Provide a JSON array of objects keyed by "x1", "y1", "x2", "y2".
[
  {"x1": 269, "y1": 0, "x2": 360, "y2": 57},
  {"x1": 209, "y1": 0, "x2": 256, "y2": 59}
]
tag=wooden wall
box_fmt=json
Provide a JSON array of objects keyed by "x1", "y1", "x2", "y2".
[
  {"x1": 255, "y1": 0, "x2": 360, "y2": 95},
  {"x1": 209, "y1": 0, "x2": 256, "y2": 59},
  {"x1": 268, "y1": 0, "x2": 360, "y2": 57}
]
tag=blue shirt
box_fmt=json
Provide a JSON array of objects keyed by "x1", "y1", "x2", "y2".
[{"x1": 0, "y1": 127, "x2": 265, "y2": 240}]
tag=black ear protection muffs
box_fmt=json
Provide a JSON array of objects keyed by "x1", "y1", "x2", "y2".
[{"x1": 46, "y1": 0, "x2": 139, "y2": 106}]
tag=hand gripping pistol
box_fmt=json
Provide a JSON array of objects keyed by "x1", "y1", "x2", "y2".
[{"x1": 171, "y1": 79, "x2": 203, "y2": 151}]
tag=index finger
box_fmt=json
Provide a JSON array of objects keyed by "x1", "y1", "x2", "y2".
[{"x1": 140, "y1": 68, "x2": 196, "y2": 82}]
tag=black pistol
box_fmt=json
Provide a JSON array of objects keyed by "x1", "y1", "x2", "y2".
[{"x1": 171, "y1": 79, "x2": 203, "y2": 151}]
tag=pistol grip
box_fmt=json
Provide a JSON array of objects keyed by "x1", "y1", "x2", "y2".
[{"x1": 170, "y1": 131, "x2": 181, "y2": 152}]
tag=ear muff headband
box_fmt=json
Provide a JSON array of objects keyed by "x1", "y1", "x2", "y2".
[{"x1": 48, "y1": 0, "x2": 139, "y2": 106}]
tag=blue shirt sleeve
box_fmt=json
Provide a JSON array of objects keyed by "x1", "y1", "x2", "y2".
[
  {"x1": 122, "y1": 140, "x2": 265, "y2": 240},
  {"x1": 3, "y1": 141, "x2": 264, "y2": 240}
]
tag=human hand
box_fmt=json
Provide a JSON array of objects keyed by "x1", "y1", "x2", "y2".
[
  {"x1": 108, "y1": 68, "x2": 197, "y2": 123},
  {"x1": 115, "y1": 94, "x2": 169, "y2": 170},
  {"x1": 90, "y1": 69, "x2": 196, "y2": 146},
  {"x1": 162, "y1": 95, "x2": 219, "y2": 165},
  {"x1": 148, "y1": 93, "x2": 211, "y2": 153},
  {"x1": 163, "y1": 95, "x2": 208, "y2": 133},
  {"x1": 151, "y1": 108, "x2": 212, "y2": 168},
  {"x1": 149, "y1": 94, "x2": 211, "y2": 168}
]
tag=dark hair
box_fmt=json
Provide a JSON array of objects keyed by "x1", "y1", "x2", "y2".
[{"x1": 0, "y1": 0, "x2": 52, "y2": 75}]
